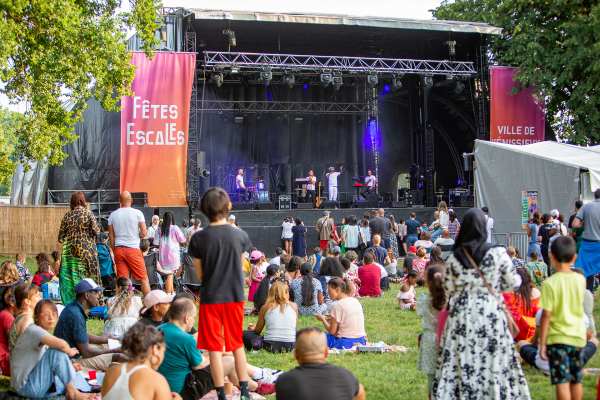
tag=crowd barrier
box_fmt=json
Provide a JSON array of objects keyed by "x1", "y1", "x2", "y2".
[
  {"x1": 492, "y1": 232, "x2": 531, "y2": 259},
  {"x1": 0, "y1": 205, "x2": 69, "y2": 255}
]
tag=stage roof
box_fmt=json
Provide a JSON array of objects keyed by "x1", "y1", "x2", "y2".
[{"x1": 190, "y1": 9, "x2": 502, "y2": 35}]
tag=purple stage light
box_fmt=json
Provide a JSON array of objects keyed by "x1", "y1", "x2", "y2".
[
  {"x1": 384, "y1": 85, "x2": 390, "y2": 92},
  {"x1": 303, "y1": 83, "x2": 309, "y2": 89},
  {"x1": 458, "y1": 179, "x2": 462, "y2": 186}
]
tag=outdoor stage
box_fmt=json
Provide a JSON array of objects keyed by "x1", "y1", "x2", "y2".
[{"x1": 198, "y1": 206, "x2": 469, "y2": 256}]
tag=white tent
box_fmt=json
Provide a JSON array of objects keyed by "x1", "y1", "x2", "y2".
[{"x1": 473, "y1": 140, "x2": 600, "y2": 237}]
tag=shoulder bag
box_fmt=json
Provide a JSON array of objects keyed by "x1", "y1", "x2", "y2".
[
  {"x1": 358, "y1": 227, "x2": 367, "y2": 249},
  {"x1": 464, "y1": 249, "x2": 520, "y2": 339}
]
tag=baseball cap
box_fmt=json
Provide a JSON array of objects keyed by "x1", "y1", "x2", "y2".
[
  {"x1": 275, "y1": 247, "x2": 283, "y2": 255},
  {"x1": 250, "y1": 250, "x2": 263, "y2": 260},
  {"x1": 75, "y1": 278, "x2": 105, "y2": 294},
  {"x1": 408, "y1": 246, "x2": 417, "y2": 254},
  {"x1": 333, "y1": 246, "x2": 341, "y2": 254},
  {"x1": 228, "y1": 215, "x2": 236, "y2": 221},
  {"x1": 141, "y1": 290, "x2": 175, "y2": 314},
  {"x1": 481, "y1": 206, "x2": 489, "y2": 212},
  {"x1": 550, "y1": 209, "x2": 560, "y2": 218}
]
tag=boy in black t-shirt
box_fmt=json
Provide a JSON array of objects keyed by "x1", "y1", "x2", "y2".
[{"x1": 188, "y1": 187, "x2": 253, "y2": 400}]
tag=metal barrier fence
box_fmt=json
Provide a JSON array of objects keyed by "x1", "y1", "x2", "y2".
[{"x1": 509, "y1": 232, "x2": 530, "y2": 260}]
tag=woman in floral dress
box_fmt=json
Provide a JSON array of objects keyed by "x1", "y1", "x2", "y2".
[
  {"x1": 434, "y1": 209, "x2": 531, "y2": 400},
  {"x1": 153, "y1": 211, "x2": 187, "y2": 294},
  {"x1": 389, "y1": 215, "x2": 400, "y2": 259}
]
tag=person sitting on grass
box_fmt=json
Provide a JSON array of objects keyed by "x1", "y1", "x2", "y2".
[
  {"x1": 341, "y1": 258, "x2": 359, "y2": 297},
  {"x1": 0, "y1": 262, "x2": 21, "y2": 287},
  {"x1": 14, "y1": 253, "x2": 31, "y2": 283},
  {"x1": 138, "y1": 289, "x2": 175, "y2": 328},
  {"x1": 290, "y1": 263, "x2": 325, "y2": 316},
  {"x1": 51, "y1": 250, "x2": 61, "y2": 276},
  {"x1": 252, "y1": 264, "x2": 281, "y2": 313},
  {"x1": 397, "y1": 270, "x2": 419, "y2": 310},
  {"x1": 0, "y1": 285, "x2": 16, "y2": 376},
  {"x1": 414, "y1": 231, "x2": 434, "y2": 259},
  {"x1": 284, "y1": 256, "x2": 302, "y2": 284},
  {"x1": 315, "y1": 278, "x2": 366, "y2": 349},
  {"x1": 158, "y1": 298, "x2": 275, "y2": 399},
  {"x1": 243, "y1": 280, "x2": 298, "y2": 353},
  {"x1": 275, "y1": 327, "x2": 366, "y2": 400},
  {"x1": 308, "y1": 247, "x2": 323, "y2": 276},
  {"x1": 11, "y1": 299, "x2": 91, "y2": 399},
  {"x1": 54, "y1": 279, "x2": 129, "y2": 372},
  {"x1": 527, "y1": 251, "x2": 547, "y2": 286},
  {"x1": 102, "y1": 323, "x2": 182, "y2": 400},
  {"x1": 357, "y1": 253, "x2": 382, "y2": 298},
  {"x1": 8, "y1": 284, "x2": 41, "y2": 354},
  {"x1": 318, "y1": 257, "x2": 345, "y2": 309},
  {"x1": 412, "y1": 247, "x2": 429, "y2": 281},
  {"x1": 326, "y1": 233, "x2": 337, "y2": 257},
  {"x1": 102, "y1": 277, "x2": 144, "y2": 339},
  {"x1": 31, "y1": 261, "x2": 59, "y2": 288}
]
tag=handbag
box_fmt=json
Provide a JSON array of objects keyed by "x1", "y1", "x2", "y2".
[
  {"x1": 437, "y1": 303, "x2": 449, "y2": 345},
  {"x1": 358, "y1": 228, "x2": 367, "y2": 250},
  {"x1": 464, "y1": 249, "x2": 520, "y2": 339}
]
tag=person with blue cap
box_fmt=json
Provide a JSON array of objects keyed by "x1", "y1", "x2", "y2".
[{"x1": 54, "y1": 279, "x2": 129, "y2": 371}]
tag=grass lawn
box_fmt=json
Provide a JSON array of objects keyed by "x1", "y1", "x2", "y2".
[{"x1": 1, "y1": 254, "x2": 599, "y2": 399}]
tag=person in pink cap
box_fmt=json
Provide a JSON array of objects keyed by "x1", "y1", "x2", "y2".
[
  {"x1": 248, "y1": 250, "x2": 265, "y2": 302},
  {"x1": 139, "y1": 290, "x2": 176, "y2": 328}
]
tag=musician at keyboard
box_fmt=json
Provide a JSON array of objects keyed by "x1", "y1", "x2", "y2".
[{"x1": 361, "y1": 169, "x2": 377, "y2": 199}]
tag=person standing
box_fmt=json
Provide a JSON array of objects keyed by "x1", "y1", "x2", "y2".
[
  {"x1": 57, "y1": 191, "x2": 102, "y2": 306},
  {"x1": 236, "y1": 169, "x2": 247, "y2": 203},
  {"x1": 342, "y1": 215, "x2": 360, "y2": 257},
  {"x1": 316, "y1": 211, "x2": 335, "y2": 250},
  {"x1": 326, "y1": 166, "x2": 343, "y2": 203},
  {"x1": 292, "y1": 218, "x2": 307, "y2": 260},
  {"x1": 572, "y1": 189, "x2": 600, "y2": 291},
  {"x1": 360, "y1": 169, "x2": 377, "y2": 199},
  {"x1": 108, "y1": 191, "x2": 150, "y2": 296},
  {"x1": 282, "y1": 217, "x2": 294, "y2": 256},
  {"x1": 369, "y1": 209, "x2": 391, "y2": 250},
  {"x1": 527, "y1": 211, "x2": 543, "y2": 260},
  {"x1": 404, "y1": 212, "x2": 421, "y2": 250},
  {"x1": 433, "y1": 209, "x2": 530, "y2": 399},
  {"x1": 154, "y1": 211, "x2": 187, "y2": 295},
  {"x1": 146, "y1": 215, "x2": 160, "y2": 240},
  {"x1": 568, "y1": 201, "x2": 584, "y2": 236},
  {"x1": 482, "y1": 206, "x2": 494, "y2": 244},
  {"x1": 306, "y1": 171, "x2": 317, "y2": 205}
]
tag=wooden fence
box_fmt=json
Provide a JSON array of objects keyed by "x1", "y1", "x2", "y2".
[{"x1": 0, "y1": 205, "x2": 70, "y2": 255}]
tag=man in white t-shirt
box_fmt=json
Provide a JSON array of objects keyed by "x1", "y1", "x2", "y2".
[
  {"x1": 108, "y1": 191, "x2": 150, "y2": 295},
  {"x1": 306, "y1": 170, "x2": 317, "y2": 205},
  {"x1": 236, "y1": 169, "x2": 247, "y2": 202},
  {"x1": 482, "y1": 206, "x2": 494, "y2": 244},
  {"x1": 326, "y1": 165, "x2": 343, "y2": 202},
  {"x1": 360, "y1": 169, "x2": 377, "y2": 199}
]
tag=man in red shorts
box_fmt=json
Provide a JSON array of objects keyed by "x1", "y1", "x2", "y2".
[
  {"x1": 188, "y1": 187, "x2": 252, "y2": 400},
  {"x1": 108, "y1": 191, "x2": 150, "y2": 295}
]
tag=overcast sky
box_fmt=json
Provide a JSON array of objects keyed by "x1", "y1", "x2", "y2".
[{"x1": 0, "y1": 0, "x2": 443, "y2": 112}]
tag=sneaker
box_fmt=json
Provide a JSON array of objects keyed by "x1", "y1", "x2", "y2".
[
  {"x1": 255, "y1": 382, "x2": 276, "y2": 396},
  {"x1": 257, "y1": 369, "x2": 283, "y2": 384}
]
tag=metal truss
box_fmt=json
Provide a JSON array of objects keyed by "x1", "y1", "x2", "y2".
[
  {"x1": 198, "y1": 100, "x2": 371, "y2": 114},
  {"x1": 185, "y1": 25, "x2": 199, "y2": 210},
  {"x1": 203, "y1": 51, "x2": 476, "y2": 77}
]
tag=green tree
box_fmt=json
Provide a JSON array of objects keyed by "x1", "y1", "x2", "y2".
[
  {"x1": 0, "y1": 107, "x2": 24, "y2": 195},
  {"x1": 433, "y1": 0, "x2": 600, "y2": 144},
  {"x1": 0, "y1": 0, "x2": 162, "y2": 184}
]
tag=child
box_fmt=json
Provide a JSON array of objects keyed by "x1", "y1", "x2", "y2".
[
  {"x1": 507, "y1": 246, "x2": 527, "y2": 269},
  {"x1": 412, "y1": 247, "x2": 429, "y2": 280},
  {"x1": 252, "y1": 264, "x2": 280, "y2": 313},
  {"x1": 527, "y1": 251, "x2": 548, "y2": 286},
  {"x1": 308, "y1": 247, "x2": 323, "y2": 276},
  {"x1": 31, "y1": 261, "x2": 59, "y2": 287},
  {"x1": 397, "y1": 270, "x2": 419, "y2": 310},
  {"x1": 103, "y1": 277, "x2": 143, "y2": 338},
  {"x1": 421, "y1": 221, "x2": 429, "y2": 231},
  {"x1": 315, "y1": 277, "x2": 366, "y2": 349},
  {"x1": 539, "y1": 236, "x2": 586, "y2": 400},
  {"x1": 50, "y1": 250, "x2": 61, "y2": 276},
  {"x1": 139, "y1": 290, "x2": 175, "y2": 328},
  {"x1": 188, "y1": 187, "x2": 253, "y2": 400},
  {"x1": 248, "y1": 250, "x2": 265, "y2": 302},
  {"x1": 14, "y1": 253, "x2": 31, "y2": 283},
  {"x1": 417, "y1": 265, "x2": 446, "y2": 399},
  {"x1": 326, "y1": 233, "x2": 337, "y2": 257}
]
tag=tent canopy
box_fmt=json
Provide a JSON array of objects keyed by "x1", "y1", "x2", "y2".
[{"x1": 473, "y1": 140, "x2": 600, "y2": 237}]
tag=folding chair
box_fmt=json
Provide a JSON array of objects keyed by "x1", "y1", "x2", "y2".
[
  {"x1": 180, "y1": 253, "x2": 201, "y2": 302},
  {"x1": 439, "y1": 244, "x2": 454, "y2": 260},
  {"x1": 131, "y1": 252, "x2": 164, "y2": 291}
]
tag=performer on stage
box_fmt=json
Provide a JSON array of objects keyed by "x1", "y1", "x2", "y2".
[
  {"x1": 361, "y1": 169, "x2": 377, "y2": 199},
  {"x1": 236, "y1": 168, "x2": 247, "y2": 202},
  {"x1": 306, "y1": 170, "x2": 317, "y2": 205},
  {"x1": 326, "y1": 165, "x2": 343, "y2": 203}
]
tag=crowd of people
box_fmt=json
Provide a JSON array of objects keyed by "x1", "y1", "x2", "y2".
[{"x1": 1, "y1": 188, "x2": 599, "y2": 399}]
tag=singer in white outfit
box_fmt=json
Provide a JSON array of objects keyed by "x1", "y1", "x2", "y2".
[{"x1": 326, "y1": 166, "x2": 343, "y2": 202}]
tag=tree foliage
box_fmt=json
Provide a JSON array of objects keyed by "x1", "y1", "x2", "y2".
[
  {"x1": 0, "y1": 0, "x2": 162, "y2": 184},
  {"x1": 0, "y1": 107, "x2": 24, "y2": 194},
  {"x1": 433, "y1": 0, "x2": 600, "y2": 144}
]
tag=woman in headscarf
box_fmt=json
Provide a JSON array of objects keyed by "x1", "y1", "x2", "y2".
[{"x1": 433, "y1": 209, "x2": 530, "y2": 400}]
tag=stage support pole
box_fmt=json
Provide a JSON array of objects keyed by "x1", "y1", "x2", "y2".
[
  {"x1": 351, "y1": 86, "x2": 358, "y2": 178},
  {"x1": 422, "y1": 75, "x2": 435, "y2": 207}
]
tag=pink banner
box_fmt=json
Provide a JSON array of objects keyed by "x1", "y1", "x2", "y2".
[
  {"x1": 490, "y1": 66, "x2": 545, "y2": 145},
  {"x1": 120, "y1": 52, "x2": 195, "y2": 206}
]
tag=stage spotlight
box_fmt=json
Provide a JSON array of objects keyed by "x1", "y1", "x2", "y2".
[
  {"x1": 223, "y1": 30, "x2": 236, "y2": 47},
  {"x1": 283, "y1": 70, "x2": 295, "y2": 89},
  {"x1": 261, "y1": 67, "x2": 272, "y2": 86},
  {"x1": 234, "y1": 115, "x2": 244, "y2": 124},
  {"x1": 303, "y1": 83, "x2": 309, "y2": 89},
  {"x1": 423, "y1": 74, "x2": 434, "y2": 89},
  {"x1": 454, "y1": 80, "x2": 465, "y2": 94},
  {"x1": 337, "y1": 116, "x2": 344, "y2": 127},
  {"x1": 383, "y1": 85, "x2": 390, "y2": 92},
  {"x1": 332, "y1": 71, "x2": 343, "y2": 91},
  {"x1": 200, "y1": 169, "x2": 211, "y2": 178},
  {"x1": 320, "y1": 69, "x2": 332, "y2": 87},
  {"x1": 367, "y1": 72, "x2": 378, "y2": 88},
  {"x1": 294, "y1": 117, "x2": 304, "y2": 124},
  {"x1": 211, "y1": 72, "x2": 223, "y2": 88},
  {"x1": 390, "y1": 75, "x2": 402, "y2": 91}
]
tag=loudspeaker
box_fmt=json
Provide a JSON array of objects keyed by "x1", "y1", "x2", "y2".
[
  {"x1": 158, "y1": 207, "x2": 189, "y2": 225},
  {"x1": 139, "y1": 207, "x2": 156, "y2": 225},
  {"x1": 351, "y1": 199, "x2": 368, "y2": 209},
  {"x1": 406, "y1": 190, "x2": 424, "y2": 206},
  {"x1": 378, "y1": 201, "x2": 391, "y2": 208},
  {"x1": 390, "y1": 201, "x2": 407, "y2": 208},
  {"x1": 409, "y1": 165, "x2": 420, "y2": 190},
  {"x1": 367, "y1": 194, "x2": 379, "y2": 208},
  {"x1": 320, "y1": 201, "x2": 337, "y2": 209},
  {"x1": 297, "y1": 203, "x2": 313, "y2": 209},
  {"x1": 257, "y1": 202, "x2": 273, "y2": 210},
  {"x1": 232, "y1": 203, "x2": 253, "y2": 210},
  {"x1": 131, "y1": 192, "x2": 148, "y2": 207}
]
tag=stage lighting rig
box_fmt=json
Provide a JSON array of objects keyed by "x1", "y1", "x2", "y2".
[
  {"x1": 454, "y1": 78, "x2": 465, "y2": 94},
  {"x1": 283, "y1": 70, "x2": 295, "y2": 89},
  {"x1": 367, "y1": 72, "x2": 378, "y2": 88},
  {"x1": 320, "y1": 69, "x2": 332, "y2": 87},
  {"x1": 332, "y1": 71, "x2": 343, "y2": 91},
  {"x1": 223, "y1": 30, "x2": 236, "y2": 47},
  {"x1": 390, "y1": 74, "x2": 402, "y2": 91},
  {"x1": 200, "y1": 169, "x2": 211, "y2": 178},
  {"x1": 211, "y1": 72, "x2": 223, "y2": 88},
  {"x1": 423, "y1": 74, "x2": 434, "y2": 90},
  {"x1": 260, "y1": 67, "x2": 272, "y2": 86}
]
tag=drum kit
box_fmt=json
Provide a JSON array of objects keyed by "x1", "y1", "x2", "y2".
[{"x1": 247, "y1": 176, "x2": 269, "y2": 202}]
